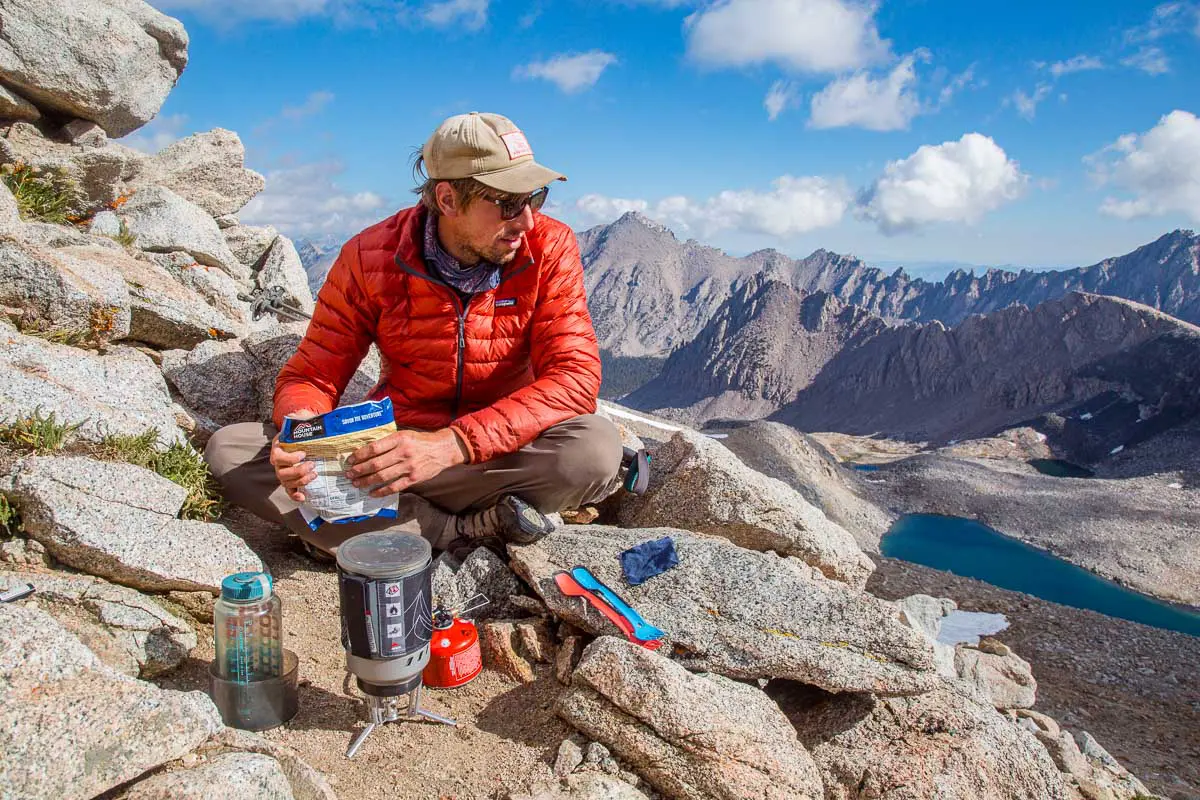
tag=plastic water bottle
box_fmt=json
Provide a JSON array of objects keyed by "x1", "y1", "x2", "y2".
[{"x1": 214, "y1": 572, "x2": 283, "y2": 682}]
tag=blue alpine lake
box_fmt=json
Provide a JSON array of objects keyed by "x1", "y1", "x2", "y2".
[{"x1": 881, "y1": 514, "x2": 1200, "y2": 637}]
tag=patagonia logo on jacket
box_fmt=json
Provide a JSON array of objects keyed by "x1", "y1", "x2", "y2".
[{"x1": 495, "y1": 298, "x2": 517, "y2": 308}]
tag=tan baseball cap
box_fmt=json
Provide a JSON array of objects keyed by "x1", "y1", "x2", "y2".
[{"x1": 423, "y1": 112, "x2": 566, "y2": 195}]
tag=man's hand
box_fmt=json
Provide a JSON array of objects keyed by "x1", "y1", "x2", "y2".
[
  {"x1": 345, "y1": 428, "x2": 468, "y2": 497},
  {"x1": 271, "y1": 408, "x2": 317, "y2": 502}
]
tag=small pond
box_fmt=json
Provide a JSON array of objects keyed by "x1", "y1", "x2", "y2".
[
  {"x1": 1029, "y1": 458, "x2": 1095, "y2": 478},
  {"x1": 851, "y1": 463, "x2": 880, "y2": 472},
  {"x1": 881, "y1": 514, "x2": 1200, "y2": 637}
]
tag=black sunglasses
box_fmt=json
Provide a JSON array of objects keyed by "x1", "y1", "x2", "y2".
[{"x1": 485, "y1": 186, "x2": 549, "y2": 220}]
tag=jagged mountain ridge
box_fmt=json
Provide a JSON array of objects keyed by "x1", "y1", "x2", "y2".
[
  {"x1": 578, "y1": 212, "x2": 786, "y2": 359},
  {"x1": 296, "y1": 235, "x2": 344, "y2": 295},
  {"x1": 772, "y1": 292, "x2": 1200, "y2": 449},
  {"x1": 581, "y1": 214, "x2": 1200, "y2": 363},
  {"x1": 624, "y1": 276, "x2": 887, "y2": 421},
  {"x1": 628, "y1": 284, "x2": 1200, "y2": 461}
]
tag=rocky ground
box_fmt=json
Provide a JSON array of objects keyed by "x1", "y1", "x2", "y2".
[
  {"x1": 868, "y1": 555, "x2": 1200, "y2": 800},
  {"x1": 151, "y1": 512, "x2": 1200, "y2": 800},
  {"x1": 3, "y1": 428, "x2": 1177, "y2": 800},
  {"x1": 808, "y1": 425, "x2": 1054, "y2": 465},
  {"x1": 806, "y1": 431, "x2": 928, "y2": 464},
  {"x1": 155, "y1": 509, "x2": 574, "y2": 800}
]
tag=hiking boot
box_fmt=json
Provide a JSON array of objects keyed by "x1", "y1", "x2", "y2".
[{"x1": 444, "y1": 494, "x2": 556, "y2": 559}]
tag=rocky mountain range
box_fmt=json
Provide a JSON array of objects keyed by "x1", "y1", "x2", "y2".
[
  {"x1": 581, "y1": 212, "x2": 1200, "y2": 365},
  {"x1": 624, "y1": 276, "x2": 886, "y2": 420},
  {"x1": 296, "y1": 234, "x2": 344, "y2": 295},
  {"x1": 581, "y1": 213, "x2": 1200, "y2": 464},
  {"x1": 744, "y1": 227, "x2": 1200, "y2": 327},
  {"x1": 627, "y1": 279, "x2": 1200, "y2": 461}
]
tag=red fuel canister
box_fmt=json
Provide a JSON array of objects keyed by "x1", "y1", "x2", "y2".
[{"x1": 423, "y1": 616, "x2": 482, "y2": 689}]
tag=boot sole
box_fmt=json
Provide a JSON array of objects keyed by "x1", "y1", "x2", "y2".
[{"x1": 498, "y1": 495, "x2": 555, "y2": 545}]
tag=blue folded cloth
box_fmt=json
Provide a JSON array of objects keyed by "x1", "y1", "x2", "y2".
[{"x1": 620, "y1": 537, "x2": 679, "y2": 586}]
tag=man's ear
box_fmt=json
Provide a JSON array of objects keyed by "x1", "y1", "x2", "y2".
[{"x1": 434, "y1": 182, "x2": 460, "y2": 217}]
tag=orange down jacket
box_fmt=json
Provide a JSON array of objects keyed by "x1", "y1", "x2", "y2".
[{"x1": 272, "y1": 205, "x2": 602, "y2": 464}]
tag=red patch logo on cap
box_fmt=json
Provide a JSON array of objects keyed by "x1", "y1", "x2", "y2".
[{"x1": 501, "y1": 130, "x2": 533, "y2": 160}]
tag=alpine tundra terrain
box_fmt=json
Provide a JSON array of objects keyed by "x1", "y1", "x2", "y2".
[{"x1": 580, "y1": 212, "x2": 1200, "y2": 612}]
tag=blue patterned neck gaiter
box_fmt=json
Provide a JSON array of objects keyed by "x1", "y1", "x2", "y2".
[{"x1": 423, "y1": 212, "x2": 502, "y2": 296}]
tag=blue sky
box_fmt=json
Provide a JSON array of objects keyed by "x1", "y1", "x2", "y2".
[{"x1": 138, "y1": 0, "x2": 1200, "y2": 274}]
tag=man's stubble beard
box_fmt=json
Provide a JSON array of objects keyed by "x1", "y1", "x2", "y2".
[
  {"x1": 467, "y1": 237, "x2": 521, "y2": 266},
  {"x1": 447, "y1": 226, "x2": 520, "y2": 267},
  {"x1": 463, "y1": 242, "x2": 517, "y2": 266}
]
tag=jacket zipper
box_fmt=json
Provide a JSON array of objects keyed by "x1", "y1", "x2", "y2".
[
  {"x1": 392, "y1": 252, "x2": 534, "y2": 420},
  {"x1": 452, "y1": 295, "x2": 469, "y2": 420}
]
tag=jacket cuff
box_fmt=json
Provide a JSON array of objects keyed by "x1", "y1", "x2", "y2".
[
  {"x1": 449, "y1": 424, "x2": 477, "y2": 464},
  {"x1": 272, "y1": 395, "x2": 333, "y2": 429}
]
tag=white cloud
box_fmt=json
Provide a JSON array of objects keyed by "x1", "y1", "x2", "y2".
[
  {"x1": 1121, "y1": 46, "x2": 1170, "y2": 75},
  {"x1": 419, "y1": 0, "x2": 489, "y2": 30},
  {"x1": 576, "y1": 195, "x2": 650, "y2": 222},
  {"x1": 808, "y1": 54, "x2": 921, "y2": 131},
  {"x1": 764, "y1": 80, "x2": 797, "y2": 121},
  {"x1": 149, "y1": 0, "x2": 488, "y2": 27},
  {"x1": 1009, "y1": 82, "x2": 1051, "y2": 120},
  {"x1": 514, "y1": 51, "x2": 618, "y2": 93},
  {"x1": 282, "y1": 91, "x2": 336, "y2": 121},
  {"x1": 1047, "y1": 54, "x2": 1103, "y2": 78},
  {"x1": 148, "y1": 0, "x2": 392, "y2": 25},
  {"x1": 859, "y1": 133, "x2": 1027, "y2": 234},
  {"x1": 937, "y1": 65, "x2": 977, "y2": 108},
  {"x1": 684, "y1": 0, "x2": 890, "y2": 74},
  {"x1": 576, "y1": 176, "x2": 852, "y2": 238},
  {"x1": 1088, "y1": 110, "x2": 1200, "y2": 222},
  {"x1": 118, "y1": 113, "x2": 190, "y2": 154},
  {"x1": 239, "y1": 160, "x2": 390, "y2": 238},
  {"x1": 1123, "y1": 2, "x2": 1197, "y2": 43}
]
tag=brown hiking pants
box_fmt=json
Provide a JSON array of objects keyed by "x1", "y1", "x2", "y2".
[{"x1": 203, "y1": 414, "x2": 624, "y2": 554}]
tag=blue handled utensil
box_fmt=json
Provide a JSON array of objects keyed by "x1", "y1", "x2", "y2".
[{"x1": 570, "y1": 566, "x2": 666, "y2": 642}]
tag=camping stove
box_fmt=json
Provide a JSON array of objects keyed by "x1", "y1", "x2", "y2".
[{"x1": 336, "y1": 531, "x2": 455, "y2": 759}]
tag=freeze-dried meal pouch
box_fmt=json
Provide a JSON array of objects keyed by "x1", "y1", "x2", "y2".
[{"x1": 278, "y1": 399, "x2": 398, "y2": 530}]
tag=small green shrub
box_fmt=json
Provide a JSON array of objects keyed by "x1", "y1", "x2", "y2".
[
  {"x1": 0, "y1": 494, "x2": 20, "y2": 536},
  {"x1": 108, "y1": 218, "x2": 138, "y2": 248},
  {"x1": 1, "y1": 162, "x2": 81, "y2": 224},
  {"x1": 156, "y1": 441, "x2": 224, "y2": 521},
  {"x1": 90, "y1": 429, "x2": 159, "y2": 467},
  {"x1": 17, "y1": 304, "x2": 122, "y2": 351},
  {"x1": 21, "y1": 326, "x2": 93, "y2": 348},
  {"x1": 0, "y1": 408, "x2": 80, "y2": 454},
  {"x1": 0, "y1": 413, "x2": 223, "y2": 522},
  {"x1": 90, "y1": 431, "x2": 223, "y2": 521}
]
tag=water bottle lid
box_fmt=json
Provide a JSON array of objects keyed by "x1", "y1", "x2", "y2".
[{"x1": 221, "y1": 571, "x2": 273, "y2": 602}]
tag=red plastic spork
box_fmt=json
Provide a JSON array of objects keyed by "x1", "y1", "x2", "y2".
[{"x1": 553, "y1": 572, "x2": 662, "y2": 651}]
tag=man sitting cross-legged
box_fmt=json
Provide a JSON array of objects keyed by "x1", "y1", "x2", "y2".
[{"x1": 204, "y1": 111, "x2": 623, "y2": 558}]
